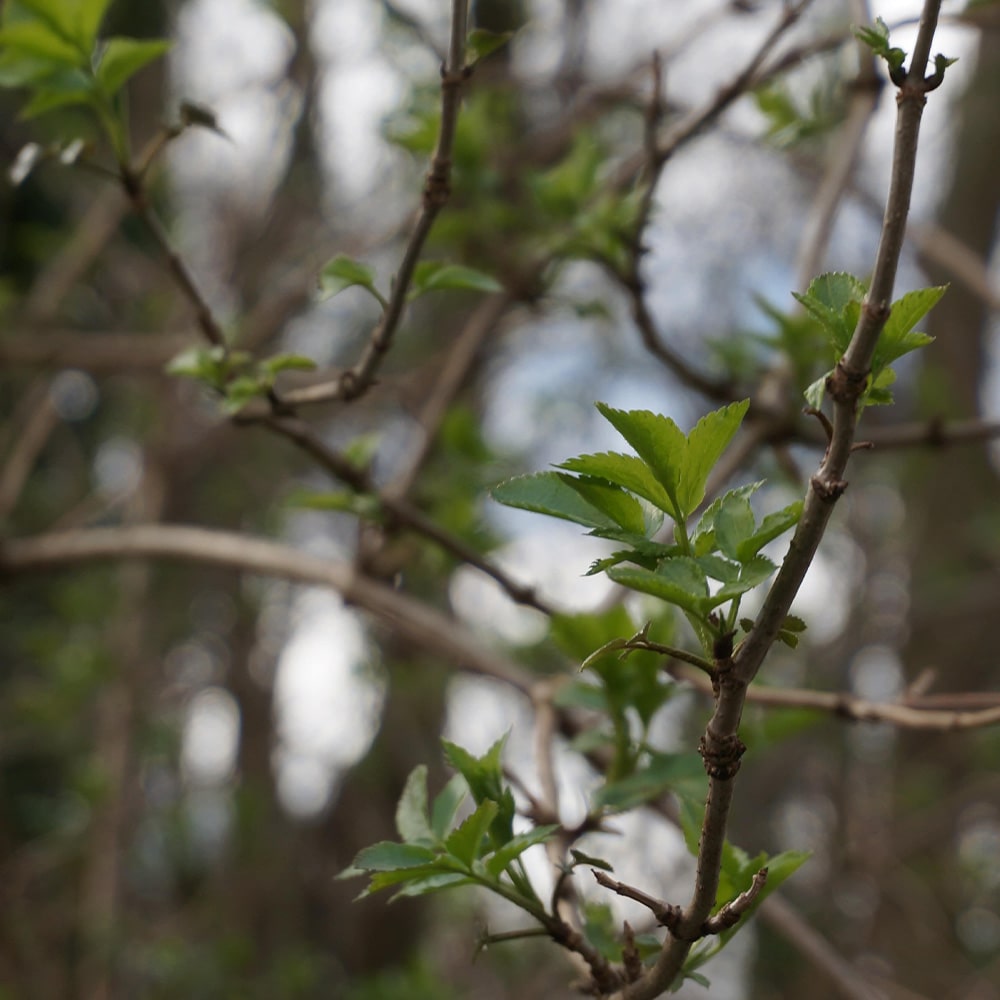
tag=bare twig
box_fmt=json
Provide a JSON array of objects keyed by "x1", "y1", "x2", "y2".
[
  {"x1": 281, "y1": 0, "x2": 470, "y2": 409},
  {"x1": 251, "y1": 413, "x2": 552, "y2": 613},
  {"x1": 0, "y1": 383, "x2": 59, "y2": 520},
  {"x1": 666, "y1": 662, "x2": 1000, "y2": 731}
]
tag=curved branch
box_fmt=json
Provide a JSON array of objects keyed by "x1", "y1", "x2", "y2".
[{"x1": 0, "y1": 524, "x2": 535, "y2": 695}]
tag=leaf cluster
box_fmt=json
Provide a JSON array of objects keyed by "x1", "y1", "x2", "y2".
[
  {"x1": 166, "y1": 346, "x2": 317, "y2": 415},
  {"x1": 0, "y1": 0, "x2": 169, "y2": 157},
  {"x1": 493, "y1": 400, "x2": 802, "y2": 655},
  {"x1": 794, "y1": 272, "x2": 943, "y2": 410},
  {"x1": 344, "y1": 737, "x2": 556, "y2": 915}
]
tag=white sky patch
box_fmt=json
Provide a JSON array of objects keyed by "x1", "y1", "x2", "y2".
[
  {"x1": 274, "y1": 589, "x2": 385, "y2": 817},
  {"x1": 181, "y1": 686, "x2": 241, "y2": 784}
]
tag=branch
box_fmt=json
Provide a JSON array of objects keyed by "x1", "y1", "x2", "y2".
[
  {"x1": 250, "y1": 414, "x2": 552, "y2": 613},
  {"x1": 0, "y1": 524, "x2": 536, "y2": 695},
  {"x1": 0, "y1": 331, "x2": 195, "y2": 371},
  {"x1": 281, "y1": 0, "x2": 470, "y2": 409},
  {"x1": 666, "y1": 662, "x2": 1000, "y2": 731},
  {"x1": 616, "y1": 6, "x2": 948, "y2": 997}
]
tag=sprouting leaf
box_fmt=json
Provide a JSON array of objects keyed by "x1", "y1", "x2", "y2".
[
  {"x1": 678, "y1": 399, "x2": 750, "y2": 515},
  {"x1": 803, "y1": 372, "x2": 827, "y2": 409},
  {"x1": 408, "y1": 261, "x2": 503, "y2": 299},
  {"x1": 465, "y1": 27, "x2": 513, "y2": 64},
  {"x1": 792, "y1": 272, "x2": 866, "y2": 354},
  {"x1": 711, "y1": 555, "x2": 776, "y2": 605},
  {"x1": 569, "y1": 849, "x2": 614, "y2": 872},
  {"x1": 692, "y1": 482, "x2": 763, "y2": 556},
  {"x1": 714, "y1": 493, "x2": 756, "y2": 562},
  {"x1": 608, "y1": 561, "x2": 710, "y2": 617},
  {"x1": 430, "y1": 773, "x2": 467, "y2": 841},
  {"x1": 853, "y1": 16, "x2": 906, "y2": 73},
  {"x1": 492, "y1": 471, "x2": 620, "y2": 530},
  {"x1": 593, "y1": 752, "x2": 706, "y2": 812},
  {"x1": 444, "y1": 799, "x2": 498, "y2": 867},
  {"x1": 558, "y1": 451, "x2": 677, "y2": 518},
  {"x1": 396, "y1": 765, "x2": 433, "y2": 844},
  {"x1": 484, "y1": 825, "x2": 559, "y2": 877},
  {"x1": 317, "y1": 254, "x2": 386, "y2": 305},
  {"x1": 259, "y1": 353, "x2": 317, "y2": 376},
  {"x1": 735, "y1": 500, "x2": 802, "y2": 562},
  {"x1": 351, "y1": 841, "x2": 438, "y2": 872},
  {"x1": 593, "y1": 404, "x2": 686, "y2": 516},
  {"x1": 94, "y1": 37, "x2": 170, "y2": 96},
  {"x1": 442, "y1": 735, "x2": 516, "y2": 847}
]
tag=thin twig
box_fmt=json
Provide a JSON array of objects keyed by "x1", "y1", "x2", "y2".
[
  {"x1": 666, "y1": 662, "x2": 1000, "y2": 731},
  {"x1": 252, "y1": 413, "x2": 553, "y2": 613},
  {"x1": 281, "y1": 0, "x2": 470, "y2": 409}
]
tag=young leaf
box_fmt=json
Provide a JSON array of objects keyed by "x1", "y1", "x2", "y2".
[
  {"x1": 484, "y1": 825, "x2": 559, "y2": 877},
  {"x1": 607, "y1": 562, "x2": 709, "y2": 617},
  {"x1": 317, "y1": 254, "x2": 385, "y2": 305},
  {"x1": 735, "y1": 500, "x2": 802, "y2": 562},
  {"x1": 95, "y1": 37, "x2": 170, "y2": 96},
  {"x1": 558, "y1": 452, "x2": 677, "y2": 519},
  {"x1": 259, "y1": 353, "x2": 317, "y2": 376},
  {"x1": 408, "y1": 261, "x2": 502, "y2": 299},
  {"x1": 492, "y1": 471, "x2": 619, "y2": 530},
  {"x1": 593, "y1": 752, "x2": 706, "y2": 812},
  {"x1": 678, "y1": 399, "x2": 750, "y2": 516},
  {"x1": 430, "y1": 773, "x2": 467, "y2": 841},
  {"x1": 396, "y1": 765, "x2": 433, "y2": 844},
  {"x1": 714, "y1": 493, "x2": 756, "y2": 562},
  {"x1": 0, "y1": 20, "x2": 84, "y2": 68},
  {"x1": 444, "y1": 799, "x2": 498, "y2": 867},
  {"x1": 561, "y1": 476, "x2": 648, "y2": 535},
  {"x1": 465, "y1": 28, "x2": 513, "y2": 65},
  {"x1": 593, "y1": 404, "x2": 687, "y2": 516},
  {"x1": 569, "y1": 849, "x2": 614, "y2": 872},
  {"x1": 792, "y1": 272, "x2": 866, "y2": 354},
  {"x1": 351, "y1": 841, "x2": 438, "y2": 872},
  {"x1": 711, "y1": 555, "x2": 776, "y2": 604}
]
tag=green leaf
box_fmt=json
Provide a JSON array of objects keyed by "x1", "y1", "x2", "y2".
[
  {"x1": 792, "y1": 272, "x2": 866, "y2": 354},
  {"x1": 465, "y1": 28, "x2": 513, "y2": 64},
  {"x1": 396, "y1": 765, "x2": 433, "y2": 844},
  {"x1": 351, "y1": 841, "x2": 438, "y2": 872},
  {"x1": 445, "y1": 800, "x2": 498, "y2": 867},
  {"x1": 442, "y1": 735, "x2": 515, "y2": 847},
  {"x1": 678, "y1": 399, "x2": 750, "y2": 515},
  {"x1": 562, "y1": 476, "x2": 648, "y2": 535},
  {"x1": 484, "y1": 825, "x2": 559, "y2": 877},
  {"x1": 285, "y1": 489, "x2": 382, "y2": 519},
  {"x1": 75, "y1": 0, "x2": 112, "y2": 50},
  {"x1": 259, "y1": 352, "x2": 317, "y2": 376},
  {"x1": 803, "y1": 372, "x2": 827, "y2": 409},
  {"x1": 569, "y1": 849, "x2": 614, "y2": 872},
  {"x1": 408, "y1": 261, "x2": 502, "y2": 299},
  {"x1": 430, "y1": 773, "x2": 467, "y2": 841},
  {"x1": 696, "y1": 554, "x2": 741, "y2": 584},
  {"x1": 711, "y1": 555, "x2": 776, "y2": 605},
  {"x1": 317, "y1": 254, "x2": 385, "y2": 305},
  {"x1": 18, "y1": 72, "x2": 95, "y2": 117},
  {"x1": 95, "y1": 37, "x2": 170, "y2": 96},
  {"x1": 735, "y1": 500, "x2": 802, "y2": 562},
  {"x1": 0, "y1": 20, "x2": 84, "y2": 67},
  {"x1": 558, "y1": 452, "x2": 677, "y2": 519},
  {"x1": 593, "y1": 404, "x2": 687, "y2": 517},
  {"x1": 593, "y1": 752, "x2": 706, "y2": 812},
  {"x1": 165, "y1": 345, "x2": 229, "y2": 387},
  {"x1": 608, "y1": 561, "x2": 709, "y2": 616},
  {"x1": 714, "y1": 493, "x2": 756, "y2": 562},
  {"x1": 387, "y1": 871, "x2": 471, "y2": 900},
  {"x1": 692, "y1": 482, "x2": 762, "y2": 556},
  {"x1": 492, "y1": 471, "x2": 619, "y2": 530}
]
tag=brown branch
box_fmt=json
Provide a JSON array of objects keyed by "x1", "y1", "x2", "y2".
[
  {"x1": 0, "y1": 331, "x2": 195, "y2": 371},
  {"x1": 614, "y1": 7, "x2": 949, "y2": 997},
  {"x1": 250, "y1": 413, "x2": 552, "y2": 613},
  {"x1": 0, "y1": 523, "x2": 537, "y2": 695},
  {"x1": 119, "y1": 165, "x2": 226, "y2": 348},
  {"x1": 702, "y1": 867, "x2": 767, "y2": 934},
  {"x1": 0, "y1": 382, "x2": 59, "y2": 521},
  {"x1": 593, "y1": 870, "x2": 681, "y2": 932},
  {"x1": 281, "y1": 0, "x2": 470, "y2": 409},
  {"x1": 666, "y1": 662, "x2": 1000, "y2": 731}
]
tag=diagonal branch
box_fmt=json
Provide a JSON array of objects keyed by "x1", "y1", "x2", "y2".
[{"x1": 282, "y1": 0, "x2": 470, "y2": 409}]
